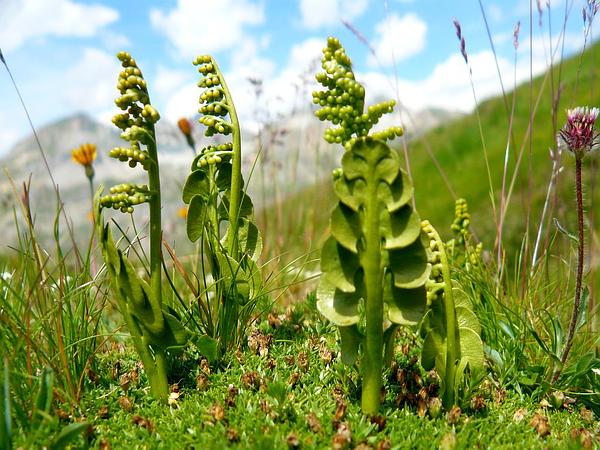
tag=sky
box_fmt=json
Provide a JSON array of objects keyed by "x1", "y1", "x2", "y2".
[{"x1": 0, "y1": 0, "x2": 597, "y2": 155}]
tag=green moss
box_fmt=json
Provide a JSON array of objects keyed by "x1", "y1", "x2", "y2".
[{"x1": 16, "y1": 310, "x2": 593, "y2": 449}]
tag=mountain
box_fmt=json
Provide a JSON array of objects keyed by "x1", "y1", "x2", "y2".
[{"x1": 0, "y1": 106, "x2": 460, "y2": 250}]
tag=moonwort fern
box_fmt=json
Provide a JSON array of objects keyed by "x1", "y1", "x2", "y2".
[
  {"x1": 182, "y1": 55, "x2": 263, "y2": 355},
  {"x1": 96, "y1": 52, "x2": 190, "y2": 402},
  {"x1": 420, "y1": 220, "x2": 484, "y2": 407},
  {"x1": 313, "y1": 37, "x2": 430, "y2": 414}
]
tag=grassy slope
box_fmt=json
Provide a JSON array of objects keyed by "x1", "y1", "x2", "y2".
[{"x1": 408, "y1": 40, "x2": 600, "y2": 254}]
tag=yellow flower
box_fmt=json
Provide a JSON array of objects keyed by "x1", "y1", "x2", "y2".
[
  {"x1": 177, "y1": 206, "x2": 188, "y2": 219},
  {"x1": 177, "y1": 118, "x2": 192, "y2": 137},
  {"x1": 71, "y1": 143, "x2": 97, "y2": 167}
]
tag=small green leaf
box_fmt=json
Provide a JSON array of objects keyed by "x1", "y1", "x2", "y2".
[
  {"x1": 458, "y1": 327, "x2": 484, "y2": 373},
  {"x1": 186, "y1": 195, "x2": 208, "y2": 242},
  {"x1": 342, "y1": 138, "x2": 399, "y2": 186},
  {"x1": 380, "y1": 205, "x2": 421, "y2": 250},
  {"x1": 385, "y1": 278, "x2": 427, "y2": 326},
  {"x1": 221, "y1": 218, "x2": 262, "y2": 261},
  {"x1": 194, "y1": 335, "x2": 219, "y2": 363},
  {"x1": 422, "y1": 326, "x2": 444, "y2": 371},
  {"x1": 334, "y1": 177, "x2": 364, "y2": 212},
  {"x1": 379, "y1": 169, "x2": 413, "y2": 212},
  {"x1": 218, "y1": 192, "x2": 254, "y2": 220},
  {"x1": 217, "y1": 253, "x2": 262, "y2": 302},
  {"x1": 120, "y1": 254, "x2": 145, "y2": 310},
  {"x1": 388, "y1": 234, "x2": 431, "y2": 289},
  {"x1": 498, "y1": 320, "x2": 516, "y2": 340},
  {"x1": 456, "y1": 306, "x2": 480, "y2": 335},
  {"x1": 216, "y1": 163, "x2": 234, "y2": 190},
  {"x1": 321, "y1": 236, "x2": 360, "y2": 293},
  {"x1": 183, "y1": 169, "x2": 210, "y2": 203},
  {"x1": 162, "y1": 309, "x2": 192, "y2": 351},
  {"x1": 330, "y1": 203, "x2": 361, "y2": 253},
  {"x1": 316, "y1": 278, "x2": 361, "y2": 326}
]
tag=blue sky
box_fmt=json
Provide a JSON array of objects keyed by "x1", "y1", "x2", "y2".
[{"x1": 0, "y1": 0, "x2": 597, "y2": 155}]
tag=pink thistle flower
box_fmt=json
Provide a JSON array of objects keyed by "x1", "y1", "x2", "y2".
[{"x1": 559, "y1": 106, "x2": 599, "y2": 159}]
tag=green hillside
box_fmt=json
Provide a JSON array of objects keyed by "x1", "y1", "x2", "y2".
[{"x1": 408, "y1": 40, "x2": 600, "y2": 254}]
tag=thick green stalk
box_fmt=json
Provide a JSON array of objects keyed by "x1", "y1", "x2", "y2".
[
  {"x1": 125, "y1": 308, "x2": 168, "y2": 401},
  {"x1": 213, "y1": 59, "x2": 242, "y2": 260},
  {"x1": 149, "y1": 347, "x2": 170, "y2": 399},
  {"x1": 146, "y1": 127, "x2": 165, "y2": 331},
  {"x1": 361, "y1": 174, "x2": 384, "y2": 414},
  {"x1": 143, "y1": 125, "x2": 169, "y2": 401}
]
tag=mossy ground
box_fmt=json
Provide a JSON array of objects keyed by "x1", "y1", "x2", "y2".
[{"x1": 18, "y1": 303, "x2": 598, "y2": 450}]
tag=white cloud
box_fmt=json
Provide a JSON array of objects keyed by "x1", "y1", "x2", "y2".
[
  {"x1": 161, "y1": 84, "x2": 199, "y2": 122},
  {"x1": 359, "y1": 29, "x2": 586, "y2": 116},
  {"x1": 100, "y1": 32, "x2": 131, "y2": 51},
  {"x1": 368, "y1": 13, "x2": 427, "y2": 67},
  {"x1": 488, "y1": 4, "x2": 503, "y2": 22},
  {"x1": 157, "y1": 37, "x2": 324, "y2": 135},
  {"x1": 0, "y1": 47, "x2": 121, "y2": 155},
  {"x1": 150, "y1": 0, "x2": 265, "y2": 59},
  {"x1": 0, "y1": 0, "x2": 118, "y2": 53},
  {"x1": 299, "y1": 0, "x2": 369, "y2": 29},
  {"x1": 286, "y1": 38, "x2": 324, "y2": 73},
  {"x1": 157, "y1": 34, "x2": 277, "y2": 126},
  {"x1": 62, "y1": 48, "x2": 121, "y2": 112},
  {"x1": 154, "y1": 66, "x2": 191, "y2": 100}
]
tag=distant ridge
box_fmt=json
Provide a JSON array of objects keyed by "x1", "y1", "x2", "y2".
[{"x1": 0, "y1": 106, "x2": 461, "y2": 249}]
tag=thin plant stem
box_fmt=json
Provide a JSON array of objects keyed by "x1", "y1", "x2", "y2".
[
  {"x1": 212, "y1": 58, "x2": 242, "y2": 260},
  {"x1": 531, "y1": 153, "x2": 561, "y2": 276},
  {"x1": 497, "y1": 48, "x2": 519, "y2": 280},
  {"x1": 146, "y1": 127, "x2": 163, "y2": 322},
  {"x1": 520, "y1": 0, "x2": 534, "y2": 297},
  {"x1": 553, "y1": 157, "x2": 585, "y2": 382},
  {"x1": 468, "y1": 76, "x2": 497, "y2": 220}
]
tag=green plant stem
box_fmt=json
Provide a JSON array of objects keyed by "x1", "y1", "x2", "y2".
[
  {"x1": 146, "y1": 128, "x2": 165, "y2": 331},
  {"x1": 149, "y1": 347, "x2": 170, "y2": 398},
  {"x1": 128, "y1": 315, "x2": 169, "y2": 401},
  {"x1": 214, "y1": 59, "x2": 242, "y2": 260},
  {"x1": 554, "y1": 157, "x2": 584, "y2": 382},
  {"x1": 439, "y1": 236, "x2": 457, "y2": 406},
  {"x1": 87, "y1": 176, "x2": 95, "y2": 207},
  {"x1": 361, "y1": 172, "x2": 384, "y2": 415},
  {"x1": 142, "y1": 126, "x2": 169, "y2": 401}
]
